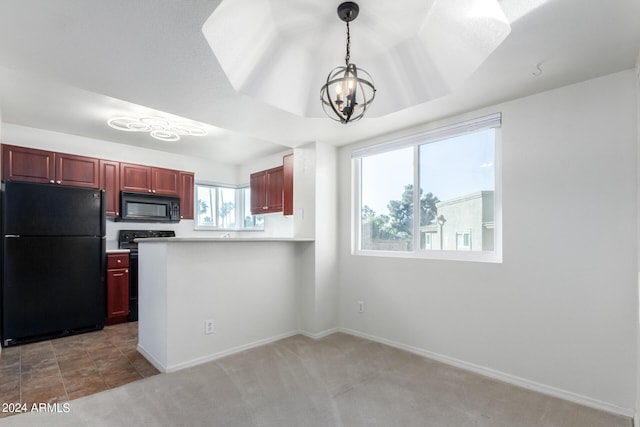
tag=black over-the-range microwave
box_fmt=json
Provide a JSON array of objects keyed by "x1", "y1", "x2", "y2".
[{"x1": 117, "y1": 191, "x2": 181, "y2": 223}]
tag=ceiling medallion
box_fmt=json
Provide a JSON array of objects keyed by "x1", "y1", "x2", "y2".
[
  {"x1": 320, "y1": 2, "x2": 376, "y2": 124},
  {"x1": 107, "y1": 116, "x2": 208, "y2": 142}
]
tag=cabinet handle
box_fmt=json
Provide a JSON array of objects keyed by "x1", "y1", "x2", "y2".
[
  {"x1": 113, "y1": 273, "x2": 124, "y2": 277},
  {"x1": 152, "y1": 190, "x2": 156, "y2": 193},
  {"x1": 56, "y1": 180, "x2": 61, "y2": 184},
  {"x1": 148, "y1": 189, "x2": 152, "y2": 193},
  {"x1": 49, "y1": 180, "x2": 55, "y2": 184},
  {"x1": 263, "y1": 206, "x2": 268, "y2": 210},
  {"x1": 125, "y1": 269, "x2": 128, "y2": 273},
  {"x1": 117, "y1": 259, "x2": 121, "y2": 263}
]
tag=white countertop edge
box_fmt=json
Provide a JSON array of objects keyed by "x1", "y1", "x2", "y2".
[
  {"x1": 135, "y1": 237, "x2": 315, "y2": 243},
  {"x1": 106, "y1": 249, "x2": 131, "y2": 254}
]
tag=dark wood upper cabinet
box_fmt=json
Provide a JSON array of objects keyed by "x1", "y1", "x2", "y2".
[
  {"x1": 100, "y1": 160, "x2": 120, "y2": 217},
  {"x1": 120, "y1": 163, "x2": 180, "y2": 195},
  {"x1": 2, "y1": 145, "x2": 99, "y2": 188},
  {"x1": 250, "y1": 171, "x2": 267, "y2": 214},
  {"x1": 283, "y1": 154, "x2": 293, "y2": 216},
  {"x1": 120, "y1": 163, "x2": 152, "y2": 193},
  {"x1": 2, "y1": 145, "x2": 193, "y2": 218},
  {"x1": 179, "y1": 171, "x2": 195, "y2": 219},
  {"x1": 266, "y1": 166, "x2": 284, "y2": 213},
  {"x1": 152, "y1": 167, "x2": 180, "y2": 195},
  {"x1": 55, "y1": 152, "x2": 100, "y2": 188},
  {"x1": 250, "y1": 166, "x2": 283, "y2": 214},
  {"x1": 2, "y1": 144, "x2": 55, "y2": 183}
]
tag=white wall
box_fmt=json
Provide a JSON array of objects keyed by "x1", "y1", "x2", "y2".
[
  {"x1": 291, "y1": 142, "x2": 339, "y2": 336},
  {"x1": 337, "y1": 70, "x2": 638, "y2": 415},
  {"x1": 138, "y1": 240, "x2": 304, "y2": 372},
  {"x1": 313, "y1": 142, "x2": 338, "y2": 333},
  {"x1": 635, "y1": 50, "x2": 640, "y2": 424}
]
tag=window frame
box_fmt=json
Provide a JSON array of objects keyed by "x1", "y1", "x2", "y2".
[
  {"x1": 194, "y1": 182, "x2": 264, "y2": 231},
  {"x1": 351, "y1": 113, "x2": 502, "y2": 263}
]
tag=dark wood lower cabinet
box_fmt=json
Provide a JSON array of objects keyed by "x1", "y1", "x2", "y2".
[{"x1": 106, "y1": 253, "x2": 129, "y2": 325}]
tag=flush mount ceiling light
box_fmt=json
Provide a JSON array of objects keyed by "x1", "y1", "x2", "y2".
[
  {"x1": 107, "y1": 116, "x2": 208, "y2": 142},
  {"x1": 319, "y1": 2, "x2": 375, "y2": 124}
]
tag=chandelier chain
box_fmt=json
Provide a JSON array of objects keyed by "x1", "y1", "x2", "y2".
[{"x1": 345, "y1": 21, "x2": 351, "y2": 66}]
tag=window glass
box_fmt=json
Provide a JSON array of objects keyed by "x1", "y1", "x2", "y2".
[
  {"x1": 353, "y1": 114, "x2": 500, "y2": 262},
  {"x1": 360, "y1": 147, "x2": 413, "y2": 251},
  {"x1": 243, "y1": 188, "x2": 264, "y2": 229},
  {"x1": 196, "y1": 185, "x2": 216, "y2": 227},
  {"x1": 419, "y1": 128, "x2": 495, "y2": 252},
  {"x1": 195, "y1": 184, "x2": 263, "y2": 230},
  {"x1": 217, "y1": 187, "x2": 236, "y2": 228}
]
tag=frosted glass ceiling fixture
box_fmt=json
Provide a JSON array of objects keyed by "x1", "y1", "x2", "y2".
[
  {"x1": 320, "y1": 2, "x2": 375, "y2": 124},
  {"x1": 107, "y1": 116, "x2": 208, "y2": 142}
]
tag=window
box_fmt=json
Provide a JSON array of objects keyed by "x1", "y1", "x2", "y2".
[
  {"x1": 195, "y1": 183, "x2": 264, "y2": 230},
  {"x1": 352, "y1": 113, "x2": 501, "y2": 262},
  {"x1": 456, "y1": 231, "x2": 471, "y2": 250}
]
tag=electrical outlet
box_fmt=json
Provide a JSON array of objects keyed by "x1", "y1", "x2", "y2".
[
  {"x1": 205, "y1": 319, "x2": 214, "y2": 334},
  {"x1": 358, "y1": 301, "x2": 364, "y2": 313}
]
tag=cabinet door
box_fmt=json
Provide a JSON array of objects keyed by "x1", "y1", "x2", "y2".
[
  {"x1": 100, "y1": 160, "x2": 120, "y2": 217},
  {"x1": 120, "y1": 163, "x2": 152, "y2": 193},
  {"x1": 1, "y1": 144, "x2": 55, "y2": 183},
  {"x1": 283, "y1": 154, "x2": 293, "y2": 216},
  {"x1": 250, "y1": 171, "x2": 267, "y2": 214},
  {"x1": 152, "y1": 167, "x2": 180, "y2": 195},
  {"x1": 265, "y1": 166, "x2": 284, "y2": 213},
  {"x1": 106, "y1": 267, "x2": 129, "y2": 324},
  {"x1": 55, "y1": 153, "x2": 100, "y2": 188},
  {"x1": 179, "y1": 171, "x2": 195, "y2": 219}
]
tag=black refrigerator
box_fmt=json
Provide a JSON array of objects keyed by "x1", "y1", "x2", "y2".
[{"x1": 1, "y1": 181, "x2": 106, "y2": 346}]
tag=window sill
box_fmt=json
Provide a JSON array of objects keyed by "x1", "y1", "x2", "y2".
[{"x1": 352, "y1": 249, "x2": 502, "y2": 263}]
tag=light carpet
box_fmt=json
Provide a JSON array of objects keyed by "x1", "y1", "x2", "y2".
[{"x1": 0, "y1": 333, "x2": 631, "y2": 426}]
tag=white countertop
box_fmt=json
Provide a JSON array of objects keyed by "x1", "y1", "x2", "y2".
[
  {"x1": 105, "y1": 240, "x2": 129, "y2": 253},
  {"x1": 106, "y1": 248, "x2": 130, "y2": 254},
  {"x1": 135, "y1": 237, "x2": 314, "y2": 243}
]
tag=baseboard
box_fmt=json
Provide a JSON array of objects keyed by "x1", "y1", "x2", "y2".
[
  {"x1": 298, "y1": 327, "x2": 340, "y2": 340},
  {"x1": 156, "y1": 330, "x2": 301, "y2": 373},
  {"x1": 136, "y1": 343, "x2": 167, "y2": 373},
  {"x1": 339, "y1": 327, "x2": 635, "y2": 419}
]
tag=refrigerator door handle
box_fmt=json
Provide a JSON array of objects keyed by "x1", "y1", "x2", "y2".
[{"x1": 5, "y1": 235, "x2": 20, "y2": 238}]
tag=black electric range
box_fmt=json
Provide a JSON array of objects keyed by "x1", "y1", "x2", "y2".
[{"x1": 117, "y1": 230, "x2": 175, "y2": 321}]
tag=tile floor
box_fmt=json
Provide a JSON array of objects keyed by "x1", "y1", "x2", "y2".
[{"x1": 0, "y1": 322, "x2": 159, "y2": 419}]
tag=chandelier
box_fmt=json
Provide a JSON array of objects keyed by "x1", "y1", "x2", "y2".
[{"x1": 320, "y1": 2, "x2": 376, "y2": 124}]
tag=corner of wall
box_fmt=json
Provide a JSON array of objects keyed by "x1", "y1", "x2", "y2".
[{"x1": 635, "y1": 46, "x2": 640, "y2": 426}]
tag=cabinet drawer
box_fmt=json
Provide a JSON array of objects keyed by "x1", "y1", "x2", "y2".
[{"x1": 107, "y1": 253, "x2": 129, "y2": 269}]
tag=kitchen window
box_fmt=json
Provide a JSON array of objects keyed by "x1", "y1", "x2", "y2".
[
  {"x1": 352, "y1": 113, "x2": 502, "y2": 262},
  {"x1": 195, "y1": 183, "x2": 264, "y2": 230}
]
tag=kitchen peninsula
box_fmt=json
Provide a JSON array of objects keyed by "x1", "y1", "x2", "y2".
[{"x1": 135, "y1": 237, "x2": 314, "y2": 373}]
